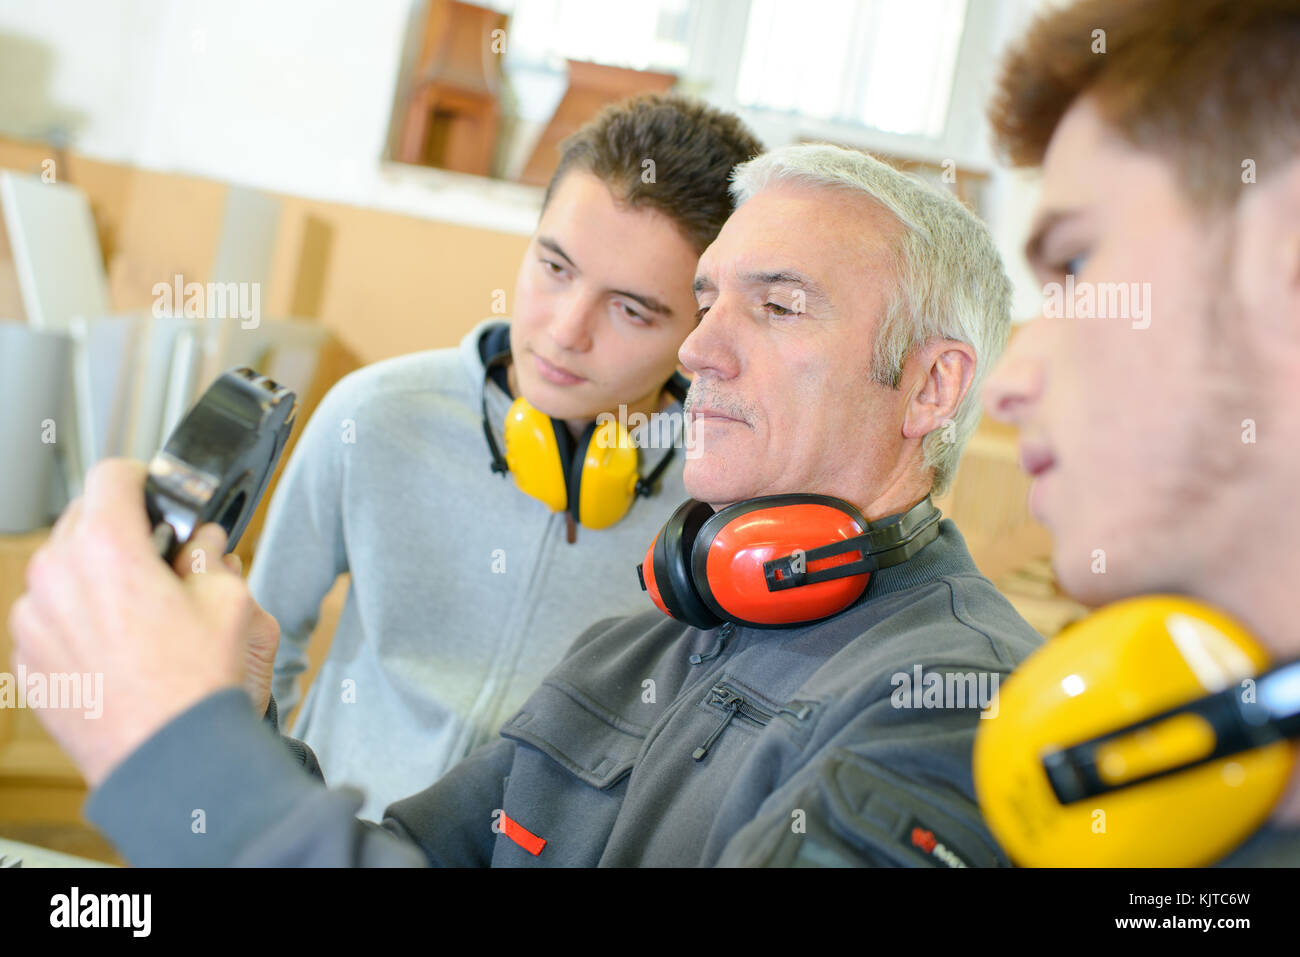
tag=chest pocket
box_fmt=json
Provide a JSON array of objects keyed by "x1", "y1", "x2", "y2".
[
  {"x1": 691, "y1": 676, "x2": 817, "y2": 762},
  {"x1": 499, "y1": 677, "x2": 647, "y2": 789}
]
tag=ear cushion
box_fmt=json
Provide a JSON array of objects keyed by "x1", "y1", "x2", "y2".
[
  {"x1": 650, "y1": 499, "x2": 723, "y2": 630},
  {"x1": 574, "y1": 416, "x2": 640, "y2": 530},
  {"x1": 504, "y1": 397, "x2": 568, "y2": 513},
  {"x1": 974, "y1": 596, "x2": 1289, "y2": 867},
  {"x1": 691, "y1": 495, "x2": 871, "y2": 628}
]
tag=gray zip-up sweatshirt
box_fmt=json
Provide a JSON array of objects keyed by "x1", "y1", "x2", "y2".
[
  {"x1": 247, "y1": 320, "x2": 687, "y2": 818},
  {"x1": 86, "y1": 520, "x2": 1051, "y2": 867}
]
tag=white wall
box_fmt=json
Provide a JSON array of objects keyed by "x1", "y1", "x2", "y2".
[
  {"x1": 978, "y1": 0, "x2": 1047, "y2": 322},
  {"x1": 0, "y1": 0, "x2": 543, "y2": 233},
  {"x1": 0, "y1": 0, "x2": 1050, "y2": 306}
]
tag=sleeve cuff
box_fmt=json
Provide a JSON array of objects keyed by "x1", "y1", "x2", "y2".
[{"x1": 85, "y1": 687, "x2": 326, "y2": 866}]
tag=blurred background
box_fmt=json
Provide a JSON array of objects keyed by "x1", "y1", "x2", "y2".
[{"x1": 0, "y1": 0, "x2": 1079, "y2": 863}]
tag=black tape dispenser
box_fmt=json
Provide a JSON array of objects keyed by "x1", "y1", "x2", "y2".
[{"x1": 144, "y1": 367, "x2": 298, "y2": 563}]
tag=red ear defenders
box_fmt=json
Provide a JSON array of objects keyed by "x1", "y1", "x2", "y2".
[{"x1": 638, "y1": 495, "x2": 941, "y2": 629}]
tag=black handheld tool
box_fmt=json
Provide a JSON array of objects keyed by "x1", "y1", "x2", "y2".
[{"x1": 144, "y1": 367, "x2": 298, "y2": 563}]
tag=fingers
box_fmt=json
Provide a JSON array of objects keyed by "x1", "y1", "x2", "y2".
[
  {"x1": 184, "y1": 546, "x2": 253, "y2": 646},
  {"x1": 81, "y1": 459, "x2": 152, "y2": 549},
  {"x1": 173, "y1": 523, "x2": 231, "y2": 578},
  {"x1": 174, "y1": 524, "x2": 252, "y2": 676},
  {"x1": 8, "y1": 591, "x2": 62, "y2": 681},
  {"x1": 8, "y1": 593, "x2": 41, "y2": 665}
]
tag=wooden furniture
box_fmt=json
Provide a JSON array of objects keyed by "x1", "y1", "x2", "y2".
[
  {"x1": 397, "y1": 0, "x2": 509, "y2": 176},
  {"x1": 518, "y1": 60, "x2": 677, "y2": 186},
  {"x1": 932, "y1": 407, "x2": 1088, "y2": 639}
]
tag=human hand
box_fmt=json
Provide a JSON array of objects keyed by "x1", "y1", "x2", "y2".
[{"x1": 8, "y1": 459, "x2": 254, "y2": 788}]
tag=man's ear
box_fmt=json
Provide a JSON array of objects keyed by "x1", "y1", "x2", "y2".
[
  {"x1": 1233, "y1": 154, "x2": 1300, "y2": 343},
  {"x1": 902, "y1": 339, "x2": 976, "y2": 440}
]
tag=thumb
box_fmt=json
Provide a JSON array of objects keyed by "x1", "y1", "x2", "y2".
[{"x1": 83, "y1": 458, "x2": 153, "y2": 551}]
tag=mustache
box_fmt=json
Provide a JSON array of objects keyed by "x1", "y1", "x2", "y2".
[{"x1": 684, "y1": 381, "x2": 755, "y2": 425}]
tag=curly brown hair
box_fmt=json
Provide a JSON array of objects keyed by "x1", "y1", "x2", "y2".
[{"x1": 989, "y1": 0, "x2": 1300, "y2": 204}]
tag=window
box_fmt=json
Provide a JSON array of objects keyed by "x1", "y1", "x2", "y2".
[
  {"x1": 501, "y1": 0, "x2": 696, "y2": 73},
  {"x1": 734, "y1": 0, "x2": 968, "y2": 139},
  {"x1": 456, "y1": 0, "x2": 1000, "y2": 174}
]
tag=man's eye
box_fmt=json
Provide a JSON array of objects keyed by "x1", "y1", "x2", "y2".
[
  {"x1": 619, "y1": 303, "x2": 648, "y2": 324},
  {"x1": 541, "y1": 259, "x2": 566, "y2": 276},
  {"x1": 695, "y1": 304, "x2": 712, "y2": 321},
  {"x1": 1062, "y1": 254, "x2": 1089, "y2": 277},
  {"x1": 765, "y1": 302, "x2": 794, "y2": 317}
]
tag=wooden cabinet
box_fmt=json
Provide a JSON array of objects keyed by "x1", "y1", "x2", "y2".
[
  {"x1": 518, "y1": 60, "x2": 678, "y2": 187},
  {"x1": 396, "y1": 0, "x2": 509, "y2": 175}
]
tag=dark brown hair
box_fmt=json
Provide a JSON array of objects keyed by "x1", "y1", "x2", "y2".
[
  {"x1": 989, "y1": 0, "x2": 1300, "y2": 203},
  {"x1": 543, "y1": 94, "x2": 764, "y2": 252}
]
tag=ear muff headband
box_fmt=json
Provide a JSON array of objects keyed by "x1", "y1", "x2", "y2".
[
  {"x1": 759, "y1": 497, "x2": 941, "y2": 589},
  {"x1": 974, "y1": 595, "x2": 1298, "y2": 867},
  {"x1": 565, "y1": 420, "x2": 590, "y2": 524},
  {"x1": 1040, "y1": 660, "x2": 1300, "y2": 805}
]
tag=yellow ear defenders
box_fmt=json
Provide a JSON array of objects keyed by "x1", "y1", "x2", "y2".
[
  {"x1": 974, "y1": 595, "x2": 1299, "y2": 867},
  {"x1": 479, "y1": 337, "x2": 687, "y2": 533}
]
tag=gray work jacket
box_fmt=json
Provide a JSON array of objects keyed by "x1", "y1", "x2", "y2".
[{"x1": 86, "y1": 520, "x2": 1044, "y2": 867}]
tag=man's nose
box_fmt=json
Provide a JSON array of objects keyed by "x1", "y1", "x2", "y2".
[
  {"x1": 547, "y1": 293, "x2": 594, "y2": 352},
  {"x1": 982, "y1": 321, "x2": 1048, "y2": 425},
  {"x1": 679, "y1": 299, "x2": 741, "y2": 380}
]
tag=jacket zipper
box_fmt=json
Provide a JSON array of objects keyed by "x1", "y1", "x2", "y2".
[
  {"x1": 689, "y1": 622, "x2": 735, "y2": 665},
  {"x1": 692, "y1": 683, "x2": 810, "y2": 761},
  {"x1": 693, "y1": 694, "x2": 741, "y2": 761},
  {"x1": 461, "y1": 509, "x2": 560, "y2": 757}
]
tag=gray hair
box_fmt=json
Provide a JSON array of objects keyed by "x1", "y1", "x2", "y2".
[{"x1": 729, "y1": 143, "x2": 1013, "y2": 496}]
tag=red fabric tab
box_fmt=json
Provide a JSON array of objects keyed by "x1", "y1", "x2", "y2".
[{"x1": 501, "y1": 812, "x2": 547, "y2": 856}]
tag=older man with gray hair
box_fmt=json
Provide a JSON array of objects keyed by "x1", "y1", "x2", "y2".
[{"x1": 12, "y1": 144, "x2": 1043, "y2": 867}]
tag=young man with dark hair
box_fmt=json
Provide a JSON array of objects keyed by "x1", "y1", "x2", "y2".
[
  {"x1": 247, "y1": 94, "x2": 763, "y2": 816},
  {"x1": 983, "y1": 0, "x2": 1300, "y2": 864}
]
